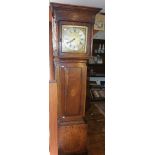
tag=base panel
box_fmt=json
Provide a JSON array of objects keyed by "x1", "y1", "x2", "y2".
[{"x1": 58, "y1": 122, "x2": 88, "y2": 154}]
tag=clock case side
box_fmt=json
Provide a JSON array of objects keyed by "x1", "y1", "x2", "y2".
[{"x1": 50, "y1": 6, "x2": 59, "y2": 57}]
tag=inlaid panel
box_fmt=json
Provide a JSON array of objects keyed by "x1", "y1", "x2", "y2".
[
  {"x1": 64, "y1": 67, "x2": 82, "y2": 116},
  {"x1": 57, "y1": 62, "x2": 87, "y2": 122}
]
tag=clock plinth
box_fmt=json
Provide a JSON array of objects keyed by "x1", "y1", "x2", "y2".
[
  {"x1": 58, "y1": 120, "x2": 88, "y2": 155},
  {"x1": 50, "y1": 3, "x2": 102, "y2": 154}
]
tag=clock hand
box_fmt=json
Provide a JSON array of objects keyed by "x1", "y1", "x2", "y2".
[{"x1": 67, "y1": 38, "x2": 75, "y2": 44}]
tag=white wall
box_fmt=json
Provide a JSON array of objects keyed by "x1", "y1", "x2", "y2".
[{"x1": 93, "y1": 31, "x2": 105, "y2": 40}]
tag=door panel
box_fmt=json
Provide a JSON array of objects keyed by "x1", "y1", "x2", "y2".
[{"x1": 57, "y1": 62, "x2": 87, "y2": 122}]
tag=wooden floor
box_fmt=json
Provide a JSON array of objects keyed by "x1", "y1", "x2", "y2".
[{"x1": 85, "y1": 102, "x2": 105, "y2": 155}]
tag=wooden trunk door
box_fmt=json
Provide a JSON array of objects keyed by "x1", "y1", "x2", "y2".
[{"x1": 56, "y1": 62, "x2": 87, "y2": 122}]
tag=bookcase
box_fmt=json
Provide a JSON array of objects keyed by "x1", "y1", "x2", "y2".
[
  {"x1": 87, "y1": 39, "x2": 105, "y2": 103},
  {"x1": 89, "y1": 39, "x2": 105, "y2": 77}
]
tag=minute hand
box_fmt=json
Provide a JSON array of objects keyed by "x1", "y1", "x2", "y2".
[{"x1": 67, "y1": 38, "x2": 75, "y2": 44}]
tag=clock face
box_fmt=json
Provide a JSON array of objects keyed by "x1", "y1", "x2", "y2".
[{"x1": 62, "y1": 25, "x2": 88, "y2": 53}]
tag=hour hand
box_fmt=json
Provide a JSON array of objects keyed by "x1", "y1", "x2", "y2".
[{"x1": 66, "y1": 38, "x2": 75, "y2": 44}]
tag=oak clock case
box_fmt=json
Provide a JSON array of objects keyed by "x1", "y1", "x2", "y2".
[{"x1": 50, "y1": 3, "x2": 102, "y2": 155}]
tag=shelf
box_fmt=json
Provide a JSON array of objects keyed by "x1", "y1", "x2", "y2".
[
  {"x1": 89, "y1": 63, "x2": 104, "y2": 66},
  {"x1": 89, "y1": 74, "x2": 105, "y2": 77},
  {"x1": 93, "y1": 53, "x2": 105, "y2": 56}
]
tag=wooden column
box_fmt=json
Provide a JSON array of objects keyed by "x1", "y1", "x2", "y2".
[
  {"x1": 49, "y1": 81, "x2": 58, "y2": 155},
  {"x1": 49, "y1": 7, "x2": 54, "y2": 81},
  {"x1": 49, "y1": 6, "x2": 58, "y2": 155}
]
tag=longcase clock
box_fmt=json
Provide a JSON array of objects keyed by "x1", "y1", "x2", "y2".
[{"x1": 50, "y1": 3, "x2": 102, "y2": 155}]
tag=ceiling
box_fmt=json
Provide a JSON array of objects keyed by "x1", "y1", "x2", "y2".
[{"x1": 50, "y1": 0, "x2": 105, "y2": 13}]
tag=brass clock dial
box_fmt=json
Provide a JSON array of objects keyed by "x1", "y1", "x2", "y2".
[{"x1": 62, "y1": 25, "x2": 88, "y2": 53}]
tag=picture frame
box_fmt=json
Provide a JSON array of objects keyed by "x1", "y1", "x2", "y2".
[{"x1": 94, "y1": 13, "x2": 105, "y2": 31}]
